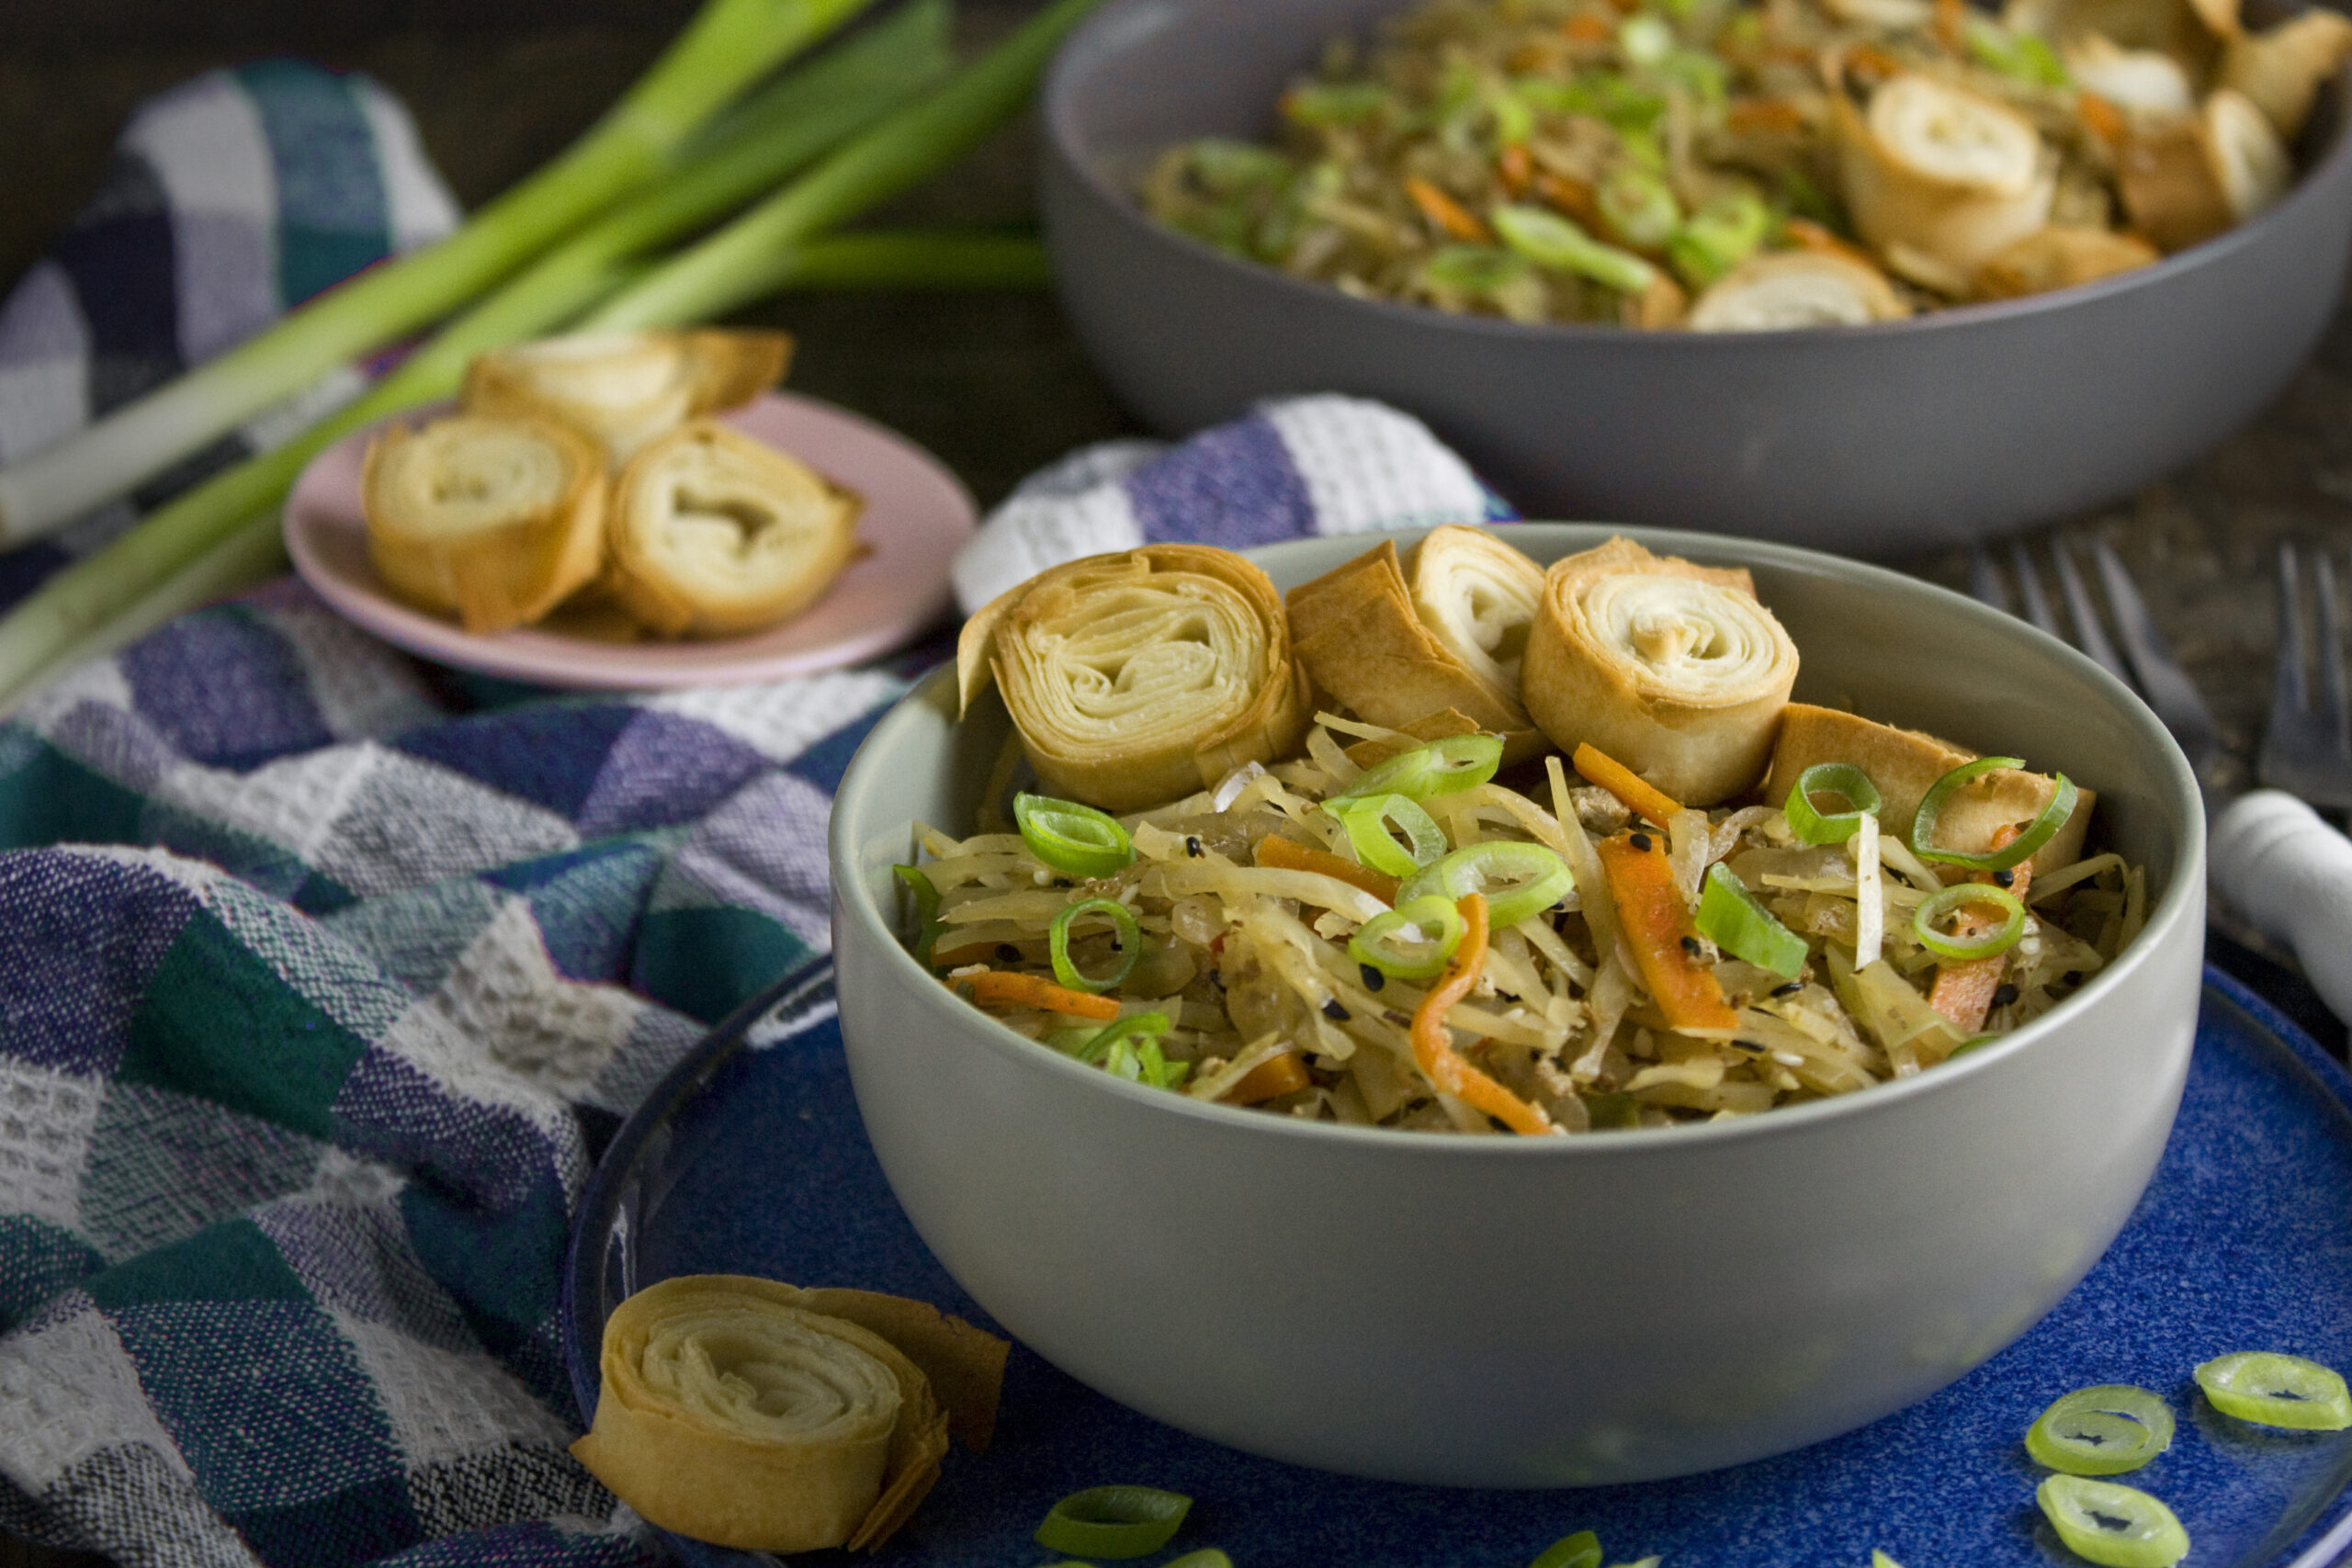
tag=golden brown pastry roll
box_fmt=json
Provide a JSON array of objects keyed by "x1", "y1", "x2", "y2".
[
  {"x1": 1976, "y1": 226, "x2": 2160, "y2": 299},
  {"x1": 605, "y1": 421, "x2": 862, "y2": 639},
  {"x1": 2118, "y1": 89, "x2": 2294, "y2": 253},
  {"x1": 569, "y1": 1274, "x2": 951, "y2": 1555},
  {"x1": 2222, "y1": 8, "x2": 2352, "y2": 138},
  {"x1": 362, "y1": 412, "x2": 605, "y2": 636},
  {"x1": 1521, "y1": 537, "x2": 1799, "y2": 806},
  {"x1": 463, "y1": 330, "x2": 792, "y2": 465},
  {"x1": 1286, "y1": 527, "x2": 1544, "y2": 755},
  {"x1": 1836, "y1": 75, "x2": 2056, "y2": 276},
  {"x1": 958, "y1": 545, "x2": 1308, "y2": 813},
  {"x1": 1763, "y1": 703, "x2": 2096, "y2": 874},
  {"x1": 1687, "y1": 250, "x2": 1911, "y2": 331}
]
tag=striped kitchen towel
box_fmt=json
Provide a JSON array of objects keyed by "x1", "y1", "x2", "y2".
[
  {"x1": 0, "y1": 59, "x2": 458, "y2": 611},
  {"x1": 948, "y1": 393, "x2": 1519, "y2": 613}
]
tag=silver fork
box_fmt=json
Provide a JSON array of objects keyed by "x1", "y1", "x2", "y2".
[
  {"x1": 1968, "y1": 530, "x2": 2231, "y2": 809},
  {"x1": 2257, "y1": 540, "x2": 2352, "y2": 810}
]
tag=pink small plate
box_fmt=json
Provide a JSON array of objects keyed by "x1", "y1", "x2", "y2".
[{"x1": 283, "y1": 393, "x2": 977, "y2": 689}]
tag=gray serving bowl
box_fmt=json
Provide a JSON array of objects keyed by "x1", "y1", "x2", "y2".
[
  {"x1": 828, "y1": 524, "x2": 2205, "y2": 1487},
  {"x1": 1041, "y1": 0, "x2": 2352, "y2": 557}
]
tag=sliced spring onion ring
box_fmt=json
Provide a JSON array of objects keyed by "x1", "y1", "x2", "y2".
[
  {"x1": 1075, "y1": 1011, "x2": 1185, "y2": 1089},
  {"x1": 2026, "y1": 1384, "x2": 2176, "y2": 1474},
  {"x1": 1398, "y1": 841, "x2": 1574, "y2": 929},
  {"x1": 1034, "y1": 1485, "x2": 1193, "y2": 1560},
  {"x1": 1908, "y1": 757, "x2": 2077, "y2": 872},
  {"x1": 892, "y1": 863, "x2": 943, "y2": 966},
  {"x1": 1349, "y1": 894, "x2": 1467, "y2": 981},
  {"x1": 1914, "y1": 882, "x2": 2028, "y2": 962},
  {"x1": 1330, "y1": 734, "x2": 1504, "y2": 804},
  {"x1": 1784, "y1": 762, "x2": 1883, "y2": 845},
  {"x1": 1696, "y1": 863, "x2": 1809, "y2": 977},
  {"x1": 2035, "y1": 1475, "x2": 2189, "y2": 1568},
  {"x1": 1048, "y1": 897, "x2": 1141, "y2": 993},
  {"x1": 1016, "y1": 792, "x2": 1136, "y2": 878},
  {"x1": 1327, "y1": 792, "x2": 1448, "y2": 878},
  {"x1": 2196, "y1": 1351, "x2": 2352, "y2": 1429},
  {"x1": 1529, "y1": 1529, "x2": 1603, "y2": 1568}
]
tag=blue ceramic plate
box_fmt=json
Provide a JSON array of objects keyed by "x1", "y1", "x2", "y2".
[{"x1": 561, "y1": 965, "x2": 2352, "y2": 1568}]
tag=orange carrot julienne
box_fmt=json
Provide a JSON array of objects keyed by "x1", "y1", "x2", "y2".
[
  {"x1": 1725, "y1": 97, "x2": 1806, "y2": 134},
  {"x1": 1223, "y1": 1050, "x2": 1313, "y2": 1108},
  {"x1": 1933, "y1": 0, "x2": 1965, "y2": 50},
  {"x1": 1254, "y1": 834, "x2": 1400, "y2": 904},
  {"x1": 1534, "y1": 171, "x2": 1602, "y2": 229},
  {"x1": 2077, "y1": 91, "x2": 2126, "y2": 147},
  {"x1": 1410, "y1": 895, "x2": 1554, "y2": 1135},
  {"x1": 1928, "y1": 826, "x2": 2031, "y2": 1032},
  {"x1": 1782, "y1": 217, "x2": 1880, "y2": 270},
  {"x1": 1597, "y1": 829, "x2": 1740, "y2": 1032},
  {"x1": 1405, "y1": 176, "x2": 1491, "y2": 243},
  {"x1": 1498, "y1": 141, "x2": 1533, "y2": 197},
  {"x1": 1564, "y1": 11, "x2": 1613, "y2": 40},
  {"x1": 959, "y1": 970, "x2": 1121, "y2": 1021},
  {"x1": 1572, "y1": 742, "x2": 1683, "y2": 829}
]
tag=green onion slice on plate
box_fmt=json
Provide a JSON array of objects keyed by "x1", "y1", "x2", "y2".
[
  {"x1": 2034, "y1": 1475, "x2": 2189, "y2": 1567},
  {"x1": 1696, "y1": 863, "x2": 1807, "y2": 977},
  {"x1": 891, "y1": 863, "x2": 943, "y2": 966},
  {"x1": 1398, "y1": 841, "x2": 1573, "y2": 929},
  {"x1": 1048, "y1": 897, "x2": 1140, "y2": 993},
  {"x1": 1331, "y1": 734, "x2": 1504, "y2": 804},
  {"x1": 1784, "y1": 762, "x2": 1881, "y2": 845},
  {"x1": 2195, "y1": 1351, "x2": 2352, "y2": 1429},
  {"x1": 1528, "y1": 1529, "x2": 1602, "y2": 1568},
  {"x1": 1913, "y1": 882, "x2": 2027, "y2": 963},
  {"x1": 1327, "y1": 792, "x2": 1448, "y2": 877},
  {"x1": 2026, "y1": 1383, "x2": 2175, "y2": 1474},
  {"x1": 1349, "y1": 894, "x2": 1468, "y2": 981},
  {"x1": 1034, "y1": 1485, "x2": 1193, "y2": 1560},
  {"x1": 1015, "y1": 792, "x2": 1135, "y2": 878},
  {"x1": 1909, "y1": 757, "x2": 2075, "y2": 872}
]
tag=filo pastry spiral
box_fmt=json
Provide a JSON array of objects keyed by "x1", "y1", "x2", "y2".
[
  {"x1": 1521, "y1": 537, "x2": 1800, "y2": 806},
  {"x1": 463, "y1": 329, "x2": 791, "y2": 465},
  {"x1": 1285, "y1": 525, "x2": 1546, "y2": 757},
  {"x1": 1836, "y1": 73, "x2": 2056, "y2": 277},
  {"x1": 362, "y1": 412, "x2": 605, "y2": 635},
  {"x1": 958, "y1": 545, "x2": 1309, "y2": 813},
  {"x1": 570, "y1": 1275, "x2": 1005, "y2": 1554}
]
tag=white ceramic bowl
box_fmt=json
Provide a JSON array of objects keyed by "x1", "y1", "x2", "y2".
[{"x1": 828, "y1": 525, "x2": 2205, "y2": 1487}]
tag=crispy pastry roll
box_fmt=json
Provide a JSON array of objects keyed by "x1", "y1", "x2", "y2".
[
  {"x1": 362, "y1": 412, "x2": 605, "y2": 636},
  {"x1": 1286, "y1": 526, "x2": 1545, "y2": 756},
  {"x1": 2118, "y1": 88, "x2": 2294, "y2": 252},
  {"x1": 1522, "y1": 536, "x2": 1800, "y2": 806},
  {"x1": 1688, "y1": 250, "x2": 1911, "y2": 330},
  {"x1": 958, "y1": 545, "x2": 1309, "y2": 813},
  {"x1": 463, "y1": 330, "x2": 792, "y2": 465},
  {"x1": 570, "y1": 1275, "x2": 996, "y2": 1554},
  {"x1": 605, "y1": 421, "x2": 862, "y2": 639},
  {"x1": 1763, "y1": 704, "x2": 2096, "y2": 874},
  {"x1": 1836, "y1": 75, "x2": 2056, "y2": 276}
]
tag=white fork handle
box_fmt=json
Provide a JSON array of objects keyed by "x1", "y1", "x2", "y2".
[{"x1": 2211, "y1": 790, "x2": 2352, "y2": 1024}]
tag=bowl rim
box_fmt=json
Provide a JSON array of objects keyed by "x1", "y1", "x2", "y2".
[
  {"x1": 829, "y1": 523, "x2": 2208, "y2": 1159},
  {"x1": 1041, "y1": 0, "x2": 2352, "y2": 348}
]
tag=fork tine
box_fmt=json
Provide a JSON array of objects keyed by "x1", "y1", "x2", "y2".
[
  {"x1": 1968, "y1": 545, "x2": 2007, "y2": 612},
  {"x1": 2051, "y1": 534, "x2": 2132, "y2": 686},
  {"x1": 2257, "y1": 540, "x2": 2352, "y2": 808},
  {"x1": 2319, "y1": 549, "x2": 2348, "y2": 751},
  {"x1": 2089, "y1": 537, "x2": 2225, "y2": 774},
  {"x1": 2007, "y1": 541, "x2": 2061, "y2": 637},
  {"x1": 2271, "y1": 541, "x2": 2309, "y2": 728}
]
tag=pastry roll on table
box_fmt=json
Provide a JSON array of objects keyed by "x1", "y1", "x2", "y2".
[
  {"x1": 362, "y1": 412, "x2": 605, "y2": 635},
  {"x1": 462, "y1": 329, "x2": 791, "y2": 465},
  {"x1": 959, "y1": 544, "x2": 1308, "y2": 813},
  {"x1": 605, "y1": 420, "x2": 863, "y2": 638},
  {"x1": 1522, "y1": 536, "x2": 1800, "y2": 806},
  {"x1": 1286, "y1": 525, "x2": 1546, "y2": 758}
]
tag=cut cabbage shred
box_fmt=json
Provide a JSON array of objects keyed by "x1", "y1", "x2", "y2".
[{"x1": 902, "y1": 714, "x2": 2143, "y2": 1134}]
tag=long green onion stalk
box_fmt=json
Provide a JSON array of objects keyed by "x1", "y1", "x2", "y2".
[{"x1": 0, "y1": 0, "x2": 882, "y2": 547}]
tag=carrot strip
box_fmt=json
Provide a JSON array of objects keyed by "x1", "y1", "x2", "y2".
[
  {"x1": 1564, "y1": 12, "x2": 1613, "y2": 40},
  {"x1": 1928, "y1": 826, "x2": 2032, "y2": 1032},
  {"x1": 1405, "y1": 176, "x2": 1492, "y2": 243},
  {"x1": 1597, "y1": 829, "x2": 1740, "y2": 1032},
  {"x1": 1223, "y1": 1051, "x2": 1313, "y2": 1107},
  {"x1": 1848, "y1": 43, "x2": 1905, "y2": 79},
  {"x1": 1933, "y1": 0, "x2": 1965, "y2": 51},
  {"x1": 1725, "y1": 97, "x2": 1806, "y2": 134},
  {"x1": 1572, "y1": 741, "x2": 1684, "y2": 829},
  {"x1": 2077, "y1": 91, "x2": 2126, "y2": 148},
  {"x1": 1534, "y1": 171, "x2": 1603, "y2": 229},
  {"x1": 960, "y1": 970, "x2": 1121, "y2": 1021},
  {"x1": 1410, "y1": 895, "x2": 1553, "y2": 1134},
  {"x1": 1498, "y1": 141, "x2": 1533, "y2": 197},
  {"x1": 1782, "y1": 217, "x2": 1881, "y2": 271},
  {"x1": 1253, "y1": 834, "x2": 1401, "y2": 904}
]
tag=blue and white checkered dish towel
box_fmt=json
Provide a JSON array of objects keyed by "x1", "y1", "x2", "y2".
[{"x1": 951, "y1": 394, "x2": 1518, "y2": 613}]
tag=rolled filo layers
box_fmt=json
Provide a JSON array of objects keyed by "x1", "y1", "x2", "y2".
[
  {"x1": 1521, "y1": 536, "x2": 1799, "y2": 805},
  {"x1": 1763, "y1": 704, "x2": 2095, "y2": 874},
  {"x1": 605, "y1": 421, "x2": 862, "y2": 639},
  {"x1": 957, "y1": 545, "x2": 1309, "y2": 813},
  {"x1": 1286, "y1": 527, "x2": 1545, "y2": 754},
  {"x1": 363, "y1": 412, "x2": 605, "y2": 636},
  {"x1": 1976, "y1": 225, "x2": 2160, "y2": 298},
  {"x1": 2222, "y1": 8, "x2": 2352, "y2": 138},
  {"x1": 463, "y1": 329, "x2": 793, "y2": 464},
  {"x1": 2118, "y1": 88, "x2": 2294, "y2": 252},
  {"x1": 1688, "y1": 250, "x2": 1911, "y2": 330},
  {"x1": 1836, "y1": 75, "x2": 2056, "y2": 275},
  {"x1": 570, "y1": 1274, "x2": 950, "y2": 1554}
]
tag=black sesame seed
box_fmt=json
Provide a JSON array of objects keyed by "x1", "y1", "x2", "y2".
[
  {"x1": 995, "y1": 943, "x2": 1020, "y2": 962},
  {"x1": 1629, "y1": 831, "x2": 1653, "y2": 852},
  {"x1": 1185, "y1": 835, "x2": 1204, "y2": 858},
  {"x1": 1734, "y1": 1039, "x2": 1765, "y2": 1053},
  {"x1": 1322, "y1": 998, "x2": 1351, "y2": 1021},
  {"x1": 1993, "y1": 868, "x2": 2015, "y2": 887},
  {"x1": 1770, "y1": 981, "x2": 1803, "y2": 998},
  {"x1": 1993, "y1": 983, "x2": 2020, "y2": 1006},
  {"x1": 1384, "y1": 1009, "x2": 1413, "y2": 1026},
  {"x1": 1359, "y1": 964, "x2": 1386, "y2": 991},
  {"x1": 1054, "y1": 878, "x2": 1073, "y2": 888},
  {"x1": 1679, "y1": 935, "x2": 1702, "y2": 956},
  {"x1": 1498, "y1": 989, "x2": 1521, "y2": 1003}
]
